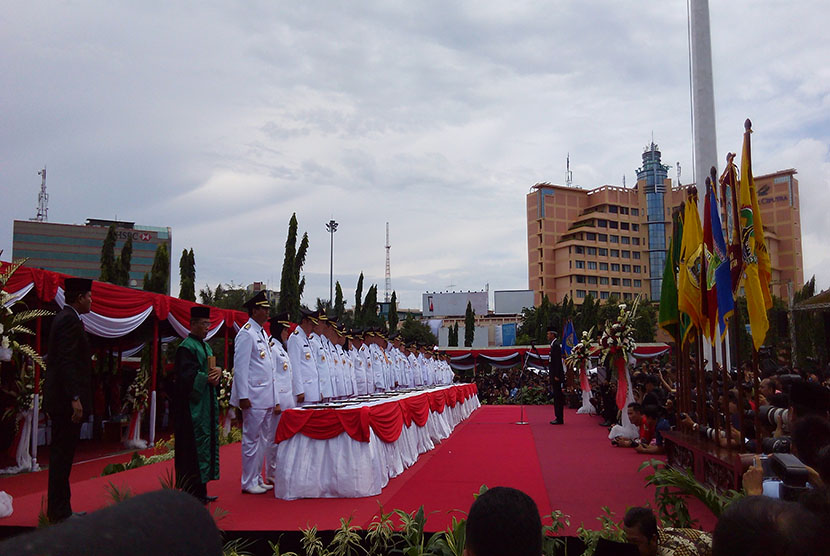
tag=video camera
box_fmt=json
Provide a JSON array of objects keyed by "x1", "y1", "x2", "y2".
[{"x1": 762, "y1": 453, "x2": 812, "y2": 502}]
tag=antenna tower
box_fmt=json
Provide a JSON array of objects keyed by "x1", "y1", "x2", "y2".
[
  {"x1": 677, "y1": 162, "x2": 682, "y2": 185},
  {"x1": 566, "y1": 153, "x2": 573, "y2": 187},
  {"x1": 34, "y1": 166, "x2": 48, "y2": 222},
  {"x1": 384, "y1": 222, "x2": 392, "y2": 302}
]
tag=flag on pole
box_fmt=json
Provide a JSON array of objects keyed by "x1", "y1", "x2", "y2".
[
  {"x1": 704, "y1": 180, "x2": 735, "y2": 340},
  {"x1": 562, "y1": 319, "x2": 577, "y2": 356},
  {"x1": 677, "y1": 190, "x2": 706, "y2": 345},
  {"x1": 719, "y1": 155, "x2": 744, "y2": 298},
  {"x1": 658, "y1": 211, "x2": 682, "y2": 343},
  {"x1": 739, "y1": 119, "x2": 771, "y2": 351}
]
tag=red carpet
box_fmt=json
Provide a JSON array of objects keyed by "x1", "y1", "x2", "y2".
[{"x1": 0, "y1": 405, "x2": 716, "y2": 535}]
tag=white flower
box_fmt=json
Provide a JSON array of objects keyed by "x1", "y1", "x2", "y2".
[
  {"x1": 1, "y1": 336, "x2": 9, "y2": 349},
  {"x1": 0, "y1": 323, "x2": 4, "y2": 334}
]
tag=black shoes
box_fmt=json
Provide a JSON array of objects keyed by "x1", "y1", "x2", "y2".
[
  {"x1": 549, "y1": 420, "x2": 564, "y2": 425},
  {"x1": 198, "y1": 495, "x2": 218, "y2": 505},
  {"x1": 599, "y1": 421, "x2": 613, "y2": 427}
]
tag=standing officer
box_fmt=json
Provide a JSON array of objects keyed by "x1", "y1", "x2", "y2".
[
  {"x1": 548, "y1": 327, "x2": 565, "y2": 425},
  {"x1": 43, "y1": 277, "x2": 93, "y2": 522},
  {"x1": 230, "y1": 291, "x2": 273, "y2": 494},
  {"x1": 287, "y1": 308, "x2": 318, "y2": 403}
]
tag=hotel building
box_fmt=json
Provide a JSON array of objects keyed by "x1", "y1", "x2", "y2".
[{"x1": 526, "y1": 144, "x2": 803, "y2": 305}]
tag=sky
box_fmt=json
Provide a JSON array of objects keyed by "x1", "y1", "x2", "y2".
[{"x1": 2, "y1": 1, "x2": 829, "y2": 311}]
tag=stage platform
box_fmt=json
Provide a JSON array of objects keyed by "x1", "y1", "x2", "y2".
[{"x1": 0, "y1": 405, "x2": 716, "y2": 540}]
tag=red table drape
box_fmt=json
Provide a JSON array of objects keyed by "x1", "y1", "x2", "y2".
[{"x1": 275, "y1": 384, "x2": 478, "y2": 444}]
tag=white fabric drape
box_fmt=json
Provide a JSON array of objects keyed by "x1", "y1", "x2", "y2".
[
  {"x1": 273, "y1": 389, "x2": 480, "y2": 499},
  {"x1": 576, "y1": 390, "x2": 596, "y2": 415},
  {"x1": 2, "y1": 282, "x2": 34, "y2": 307},
  {"x1": 55, "y1": 288, "x2": 154, "y2": 338}
]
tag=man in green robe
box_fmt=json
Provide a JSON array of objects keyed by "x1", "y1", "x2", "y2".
[{"x1": 172, "y1": 305, "x2": 221, "y2": 504}]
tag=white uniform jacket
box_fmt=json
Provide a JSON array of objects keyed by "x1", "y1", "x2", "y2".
[
  {"x1": 287, "y1": 326, "x2": 319, "y2": 402},
  {"x1": 230, "y1": 319, "x2": 276, "y2": 409},
  {"x1": 309, "y1": 332, "x2": 334, "y2": 399}
]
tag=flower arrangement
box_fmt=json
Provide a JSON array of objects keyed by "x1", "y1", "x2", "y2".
[
  {"x1": 0, "y1": 257, "x2": 53, "y2": 367},
  {"x1": 122, "y1": 366, "x2": 149, "y2": 414},
  {"x1": 565, "y1": 327, "x2": 594, "y2": 370},
  {"x1": 217, "y1": 368, "x2": 233, "y2": 411},
  {"x1": 599, "y1": 295, "x2": 641, "y2": 362}
]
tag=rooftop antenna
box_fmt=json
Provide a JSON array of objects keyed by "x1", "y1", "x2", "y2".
[
  {"x1": 677, "y1": 162, "x2": 682, "y2": 185},
  {"x1": 622, "y1": 175, "x2": 626, "y2": 188},
  {"x1": 566, "y1": 153, "x2": 573, "y2": 187},
  {"x1": 384, "y1": 222, "x2": 391, "y2": 302},
  {"x1": 32, "y1": 166, "x2": 48, "y2": 222}
]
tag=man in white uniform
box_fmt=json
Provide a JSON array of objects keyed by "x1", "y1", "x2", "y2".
[
  {"x1": 230, "y1": 291, "x2": 275, "y2": 495},
  {"x1": 287, "y1": 308, "x2": 318, "y2": 403},
  {"x1": 350, "y1": 330, "x2": 369, "y2": 395},
  {"x1": 309, "y1": 312, "x2": 334, "y2": 400}
]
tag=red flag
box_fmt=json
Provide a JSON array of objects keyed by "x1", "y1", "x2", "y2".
[{"x1": 718, "y1": 155, "x2": 744, "y2": 298}]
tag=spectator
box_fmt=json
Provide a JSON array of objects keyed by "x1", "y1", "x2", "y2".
[
  {"x1": 610, "y1": 403, "x2": 643, "y2": 446},
  {"x1": 465, "y1": 486, "x2": 542, "y2": 556},
  {"x1": 634, "y1": 405, "x2": 671, "y2": 455},
  {"x1": 622, "y1": 506, "x2": 712, "y2": 556}
]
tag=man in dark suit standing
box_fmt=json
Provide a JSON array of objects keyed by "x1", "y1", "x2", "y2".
[
  {"x1": 43, "y1": 277, "x2": 93, "y2": 522},
  {"x1": 548, "y1": 327, "x2": 565, "y2": 425}
]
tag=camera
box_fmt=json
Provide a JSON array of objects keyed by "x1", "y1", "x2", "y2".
[
  {"x1": 769, "y1": 453, "x2": 811, "y2": 502},
  {"x1": 761, "y1": 436, "x2": 792, "y2": 454},
  {"x1": 745, "y1": 405, "x2": 790, "y2": 427}
]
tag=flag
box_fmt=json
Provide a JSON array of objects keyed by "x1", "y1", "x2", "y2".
[
  {"x1": 739, "y1": 119, "x2": 771, "y2": 350},
  {"x1": 704, "y1": 180, "x2": 735, "y2": 340},
  {"x1": 719, "y1": 156, "x2": 744, "y2": 297},
  {"x1": 677, "y1": 191, "x2": 706, "y2": 345},
  {"x1": 658, "y1": 212, "x2": 682, "y2": 342},
  {"x1": 562, "y1": 319, "x2": 576, "y2": 356}
]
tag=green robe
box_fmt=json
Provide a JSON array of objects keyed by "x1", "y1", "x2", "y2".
[{"x1": 176, "y1": 335, "x2": 220, "y2": 483}]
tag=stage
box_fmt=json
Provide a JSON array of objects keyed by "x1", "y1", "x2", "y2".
[{"x1": 0, "y1": 405, "x2": 715, "y2": 540}]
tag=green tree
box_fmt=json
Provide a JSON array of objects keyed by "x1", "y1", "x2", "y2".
[
  {"x1": 199, "y1": 283, "x2": 246, "y2": 311},
  {"x1": 576, "y1": 294, "x2": 599, "y2": 336},
  {"x1": 633, "y1": 300, "x2": 658, "y2": 342},
  {"x1": 99, "y1": 224, "x2": 118, "y2": 283},
  {"x1": 277, "y1": 214, "x2": 309, "y2": 322},
  {"x1": 143, "y1": 243, "x2": 170, "y2": 294},
  {"x1": 362, "y1": 284, "x2": 382, "y2": 329},
  {"x1": 388, "y1": 291, "x2": 399, "y2": 332},
  {"x1": 793, "y1": 276, "x2": 827, "y2": 368},
  {"x1": 115, "y1": 235, "x2": 133, "y2": 287},
  {"x1": 354, "y1": 273, "x2": 364, "y2": 326},
  {"x1": 178, "y1": 248, "x2": 196, "y2": 301},
  {"x1": 448, "y1": 322, "x2": 459, "y2": 347},
  {"x1": 333, "y1": 281, "x2": 345, "y2": 322},
  {"x1": 399, "y1": 314, "x2": 438, "y2": 346},
  {"x1": 464, "y1": 301, "x2": 476, "y2": 347}
]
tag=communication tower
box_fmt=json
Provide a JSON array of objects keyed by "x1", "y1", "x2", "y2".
[
  {"x1": 384, "y1": 222, "x2": 392, "y2": 302},
  {"x1": 33, "y1": 167, "x2": 49, "y2": 222}
]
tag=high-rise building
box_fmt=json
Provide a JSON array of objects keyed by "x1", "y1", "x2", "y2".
[
  {"x1": 526, "y1": 144, "x2": 804, "y2": 305},
  {"x1": 12, "y1": 219, "x2": 172, "y2": 291}
]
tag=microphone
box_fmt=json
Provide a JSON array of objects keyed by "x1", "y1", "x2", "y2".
[{"x1": 0, "y1": 490, "x2": 222, "y2": 556}]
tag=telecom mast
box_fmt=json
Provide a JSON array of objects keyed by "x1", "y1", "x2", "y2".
[
  {"x1": 34, "y1": 167, "x2": 49, "y2": 222},
  {"x1": 566, "y1": 154, "x2": 573, "y2": 187},
  {"x1": 384, "y1": 222, "x2": 391, "y2": 302}
]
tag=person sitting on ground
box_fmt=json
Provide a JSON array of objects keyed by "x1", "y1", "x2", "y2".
[
  {"x1": 634, "y1": 405, "x2": 671, "y2": 454},
  {"x1": 610, "y1": 403, "x2": 643, "y2": 447},
  {"x1": 712, "y1": 495, "x2": 827, "y2": 556},
  {"x1": 623, "y1": 506, "x2": 712, "y2": 556},
  {"x1": 464, "y1": 486, "x2": 542, "y2": 556}
]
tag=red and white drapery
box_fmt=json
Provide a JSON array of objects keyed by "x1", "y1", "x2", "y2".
[{"x1": 0, "y1": 261, "x2": 250, "y2": 467}]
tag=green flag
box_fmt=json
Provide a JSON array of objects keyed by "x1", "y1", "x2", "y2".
[{"x1": 658, "y1": 212, "x2": 683, "y2": 342}]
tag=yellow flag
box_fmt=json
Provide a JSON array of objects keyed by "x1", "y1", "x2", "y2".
[
  {"x1": 739, "y1": 120, "x2": 770, "y2": 350},
  {"x1": 677, "y1": 192, "x2": 706, "y2": 345}
]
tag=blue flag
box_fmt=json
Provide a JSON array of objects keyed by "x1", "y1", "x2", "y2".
[
  {"x1": 562, "y1": 320, "x2": 577, "y2": 356},
  {"x1": 705, "y1": 184, "x2": 735, "y2": 339}
]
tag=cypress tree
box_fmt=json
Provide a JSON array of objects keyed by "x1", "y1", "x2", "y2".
[
  {"x1": 99, "y1": 224, "x2": 117, "y2": 282},
  {"x1": 334, "y1": 281, "x2": 345, "y2": 321},
  {"x1": 143, "y1": 243, "x2": 170, "y2": 294},
  {"x1": 362, "y1": 284, "x2": 379, "y2": 328},
  {"x1": 354, "y1": 273, "x2": 364, "y2": 326},
  {"x1": 278, "y1": 214, "x2": 299, "y2": 319},
  {"x1": 388, "y1": 291, "x2": 398, "y2": 332},
  {"x1": 464, "y1": 301, "x2": 475, "y2": 347},
  {"x1": 116, "y1": 235, "x2": 133, "y2": 286},
  {"x1": 179, "y1": 248, "x2": 196, "y2": 301}
]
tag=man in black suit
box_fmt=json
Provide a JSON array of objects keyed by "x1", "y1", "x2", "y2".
[
  {"x1": 43, "y1": 277, "x2": 93, "y2": 522},
  {"x1": 548, "y1": 327, "x2": 565, "y2": 425}
]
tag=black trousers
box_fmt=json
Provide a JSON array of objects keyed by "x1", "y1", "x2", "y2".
[
  {"x1": 47, "y1": 412, "x2": 81, "y2": 522},
  {"x1": 552, "y1": 381, "x2": 565, "y2": 422}
]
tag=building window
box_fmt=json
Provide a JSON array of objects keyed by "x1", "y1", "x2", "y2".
[
  {"x1": 598, "y1": 248, "x2": 608, "y2": 256},
  {"x1": 609, "y1": 221, "x2": 619, "y2": 229},
  {"x1": 587, "y1": 276, "x2": 598, "y2": 285},
  {"x1": 631, "y1": 208, "x2": 639, "y2": 216},
  {"x1": 611, "y1": 263, "x2": 620, "y2": 272},
  {"x1": 633, "y1": 237, "x2": 640, "y2": 245},
  {"x1": 622, "y1": 264, "x2": 631, "y2": 272},
  {"x1": 633, "y1": 251, "x2": 641, "y2": 260},
  {"x1": 620, "y1": 207, "x2": 629, "y2": 215},
  {"x1": 598, "y1": 234, "x2": 608, "y2": 242},
  {"x1": 597, "y1": 219, "x2": 608, "y2": 228},
  {"x1": 587, "y1": 247, "x2": 597, "y2": 255},
  {"x1": 576, "y1": 290, "x2": 586, "y2": 298},
  {"x1": 632, "y1": 223, "x2": 639, "y2": 231},
  {"x1": 623, "y1": 278, "x2": 632, "y2": 287},
  {"x1": 590, "y1": 290, "x2": 598, "y2": 298},
  {"x1": 634, "y1": 279, "x2": 642, "y2": 287},
  {"x1": 622, "y1": 250, "x2": 631, "y2": 258},
  {"x1": 620, "y1": 222, "x2": 630, "y2": 230},
  {"x1": 600, "y1": 291, "x2": 610, "y2": 299},
  {"x1": 633, "y1": 265, "x2": 641, "y2": 273},
  {"x1": 576, "y1": 275, "x2": 586, "y2": 283},
  {"x1": 621, "y1": 236, "x2": 630, "y2": 244},
  {"x1": 610, "y1": 235, "x2": 619, "y2": 243},
  {"x1": 575, "y1": 260, "x2": 585, "y2": 269},
  {"x1": 587, "y1": 261, "x2": 597, "y2": 270},
  {"x1": 623, "y1": 292, "x2": 632, "y2": 300},
  {"x1": 612, "y1": 278, "x2": 620, "y2": 286},
  {"x1": 611, "y1": 249, "x2": 619, "y2": 257},
  {"x1": 599, "y1": 262, "x2": 609, "y2": 271},
  {"x1": 586, "y1": 232, "x2": 596, "y2": 241},
  {"x1": 600, "y1": 276, "x2": 609, "y2": 285},
  {"x1": 575, "y1": 245, "x2": 585, "y2": 254},
  {"x1": 609, "y1": 205, "x2": 619, "y2": 214}
]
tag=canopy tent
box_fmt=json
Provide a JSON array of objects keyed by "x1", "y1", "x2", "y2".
[
  {"x1": 1, "y1": 261, "x2": 252, "y2": 463},
  {"x1": 442, "y1": 343, "x2": 671, "y2": 372}
]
